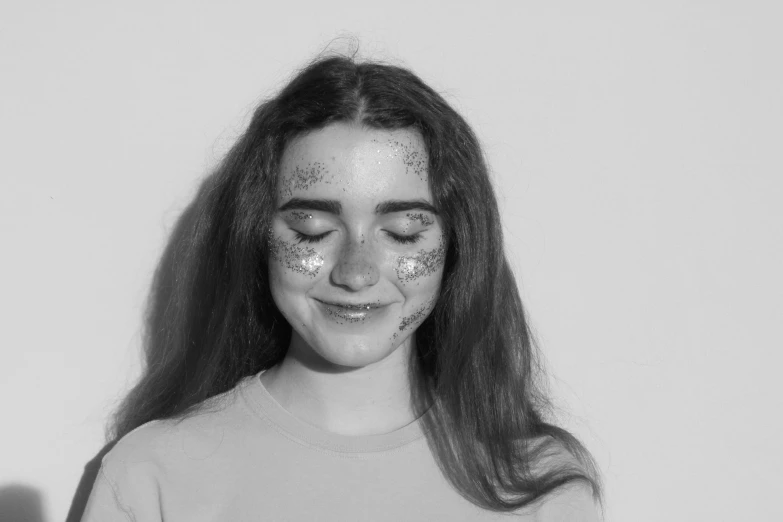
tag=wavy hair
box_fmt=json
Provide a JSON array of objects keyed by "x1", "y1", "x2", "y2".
[{"x1": 109, "y1": 55, "x2": 602, "y2": 513}]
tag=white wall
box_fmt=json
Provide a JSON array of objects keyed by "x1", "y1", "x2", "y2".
[{"x1": 1, "y1": 2, "x2": 780, "y2": 521}]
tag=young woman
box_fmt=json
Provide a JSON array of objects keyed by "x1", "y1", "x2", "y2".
[{"x1": 82, "y1": 55, "x2": 602, "y2": 521}]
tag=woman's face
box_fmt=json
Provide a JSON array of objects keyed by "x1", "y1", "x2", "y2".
[{"x1": 268, "y1": 122, "x2": 446, "y2": 370}]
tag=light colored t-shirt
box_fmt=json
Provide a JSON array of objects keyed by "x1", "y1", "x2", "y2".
[{"x1": 81, "y1": 371, "x2": 601, "y2": 521}]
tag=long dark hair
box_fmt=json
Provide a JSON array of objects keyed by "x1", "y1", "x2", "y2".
[{"x1": 109, "y1": 55, "x2": 602, "y2": 513}]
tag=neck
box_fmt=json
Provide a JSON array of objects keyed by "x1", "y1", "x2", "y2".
[{"x1": 260, "y1": 334, "x2": 421, "y2": 437}]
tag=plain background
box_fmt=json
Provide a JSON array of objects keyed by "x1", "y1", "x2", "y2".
[{"x1": 1, "y1": 1, "x2": 781, "y2": 521}]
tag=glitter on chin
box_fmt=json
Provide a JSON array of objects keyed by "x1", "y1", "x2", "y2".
[{"x1": 268, "y1": 235, "x2": 324, "y2": 277}]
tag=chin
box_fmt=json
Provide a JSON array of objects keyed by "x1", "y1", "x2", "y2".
[{"x1": 305, "y1": 330, "x2": 408, "y2": 371}]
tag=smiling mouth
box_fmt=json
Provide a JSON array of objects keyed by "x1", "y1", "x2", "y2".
[{"x1": 316, "y1": 299, "x2": 387, "y2": 323}]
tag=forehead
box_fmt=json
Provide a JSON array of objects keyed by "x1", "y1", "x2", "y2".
[{"x1": 277, "y1": 123, "x2": 430, "y2": 204}]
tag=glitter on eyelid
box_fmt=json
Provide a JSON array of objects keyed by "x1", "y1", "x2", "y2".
[
  {"x1": 406, "y1": 212, "x2": 434, "y2": 227},
  {"x1": 290, "y1": 211, "x2": 313, "y2": 221},
  {"x1": 269, "y1": 234, "x2": 324, "y2": 277}
]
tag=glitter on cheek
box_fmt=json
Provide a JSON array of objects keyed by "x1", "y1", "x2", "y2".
[
  {"x1": 398, "y1": 305, "x2": 427, "y2": 331},
  {"x1": 268, "y1": 234, "x2": 324, "y2": 277},
  {"x1": 398, "y1": 295, "x2": 438, "y2": 332},
  {"x1": 394, "y1": 237, "x2": 447, "y2": 284},
  {"x1": 398, "y1": 257, "x2": 418, "y2": 276}
]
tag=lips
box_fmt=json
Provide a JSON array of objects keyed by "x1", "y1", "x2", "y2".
[
  {"x1": 315, "y1": 299, "x2": 388, "y2": 323},
  {"x1": 319, "y1": 301, "x2": 381, "y2": 310}
]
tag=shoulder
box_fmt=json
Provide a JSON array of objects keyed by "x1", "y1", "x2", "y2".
[
  {"x1": 100, "y1": 382, "x2": 250, "y2": 477},
  {"x1": 101, "y1": 419, "x2": 177, "y2": 472}
]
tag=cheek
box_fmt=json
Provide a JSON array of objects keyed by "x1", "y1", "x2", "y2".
[
  {"x1": 392, "y1": 239, "x2": 447, "y2": 338},
  {"x1": 268, "y1": 237, "x2": 326, "y2": 327},
  {"x1": 394, "y1": 237, "x2": 447, "y2": 285},
  {"x1": 269, "y1": 235, "x2": 325, "y2": 279},
  {"x1": 399, "y1": 293, "x2": 438, "y2": 330},
  {"x1": 393, "y1": 280, "x2": 442, "y2": 341}
]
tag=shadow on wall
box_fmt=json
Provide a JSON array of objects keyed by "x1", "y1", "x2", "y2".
[
  {"x1": 0, "y1": 484, "x2": 47, "y2": 522},
  {"x1": 66, "y1": 167, "x2": 211, "y2": 522},
  {"x1": 65, "y1": 440, "x2": 117, "y2": 522}
]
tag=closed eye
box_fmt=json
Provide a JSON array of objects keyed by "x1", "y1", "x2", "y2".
[
  {"x1": 294, "y1": 230, "x2": 423, "y2": 245},
  {"x1": 294, "y1": 231, "x2": 332, "y2": 244},
  {"x1": 385, "y1": 231, "x2": 423, "y2": 245}
]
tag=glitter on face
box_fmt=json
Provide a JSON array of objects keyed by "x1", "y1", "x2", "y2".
[
  {"x1": 323, "y1": 300, "x2": 382, "y2": 324},
  {"x1": 398, "y1": 295, "x2": 438, "y2": 332},
  {"x1": 406, "y1": 212, "x2": 434, "y2": 227},
  {"x1": 371, "y1": 136, "x2": 428, "y2": 182},
  {"x1": 289, "y1": 211, "x2": 313, "y2": 221},
  {"x1": 399, "y1": 305, "x2": 427, "y2": 331},
  {"x1": 280, "y1": 161, "x2": 328, "y2": 198},
  {"x1": 325, "y1": 307, "x2": 363, "y2": 323},
  {"x1": 394, "y1": 236, "x2": 447, "y2": 284},
  {"x1": 385, "y1": 138, "x2": 427, "y2": 181},
  {"x1": 269, "y1": 234, "x2": 324, "y2": 277}
]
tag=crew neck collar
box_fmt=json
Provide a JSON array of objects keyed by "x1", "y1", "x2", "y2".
[{"x1": 241, "y1": 370, "x2": 432, "y2": 454}]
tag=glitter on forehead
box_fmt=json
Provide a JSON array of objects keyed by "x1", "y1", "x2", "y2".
[
  {"x1": 269, "y1": 234, "x2": 324, "y2": 277},
  {"x1": 280, "y1": 161, "x2": 329, "y2": 198},
  {"x1": 394, "y1": 236, "x2": 447, "y2": 284},
  {"x1": 372, "y1": 135, "x2": 428, "y2": 182}
]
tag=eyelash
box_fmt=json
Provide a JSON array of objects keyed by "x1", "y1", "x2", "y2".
[
  {"x1": 386, "y1": 232, "x2": 423, "y2": 244},
  {"x1": 294, "y1": 231, "x2": 331, "y2": 244},
  {"x1": 293, "y1": 231, "x2": 423, "y2": 245}
]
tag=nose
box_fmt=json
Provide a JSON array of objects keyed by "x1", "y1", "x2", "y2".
[{"x1": 330, "y1": 236, "x2": 380, "y2": 291}]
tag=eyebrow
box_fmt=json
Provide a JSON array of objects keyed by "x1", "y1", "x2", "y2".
[
  {"x1": 279, "y1": 198, "x2": 341, "y2": 214},
  {"x1": 278, "y1": 198, "x2": 438, "y2": 215}
]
